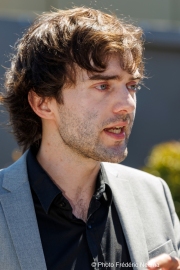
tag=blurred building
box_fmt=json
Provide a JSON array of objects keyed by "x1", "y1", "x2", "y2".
[{"x1": 0, "y1": 0, "x2": 180, "y2": 168}]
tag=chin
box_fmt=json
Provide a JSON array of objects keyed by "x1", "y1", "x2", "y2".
[{"x1": 101, "y1": 148, "x2": 128, "y2": 164}]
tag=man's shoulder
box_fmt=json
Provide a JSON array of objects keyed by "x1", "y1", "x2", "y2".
[
  {"x1": 101, "y1": 162, "x2": 168, "y2": 193},
  {"x1": 102, "y1": 162, "x2": 174, "y2": 211},
  {"x1": 0, "y1": 151, "x2": 28, "y2": 192},
  {"x1": 0, "y1": 151, "x2": 28, "y2": 173},
  {"x1": 102, "y1": 162, "x2": 159, "y2": 182}
]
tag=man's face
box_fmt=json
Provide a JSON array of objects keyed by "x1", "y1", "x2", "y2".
[{"x1": 53, "y1": 55, "x2": 140, "y2": 163}]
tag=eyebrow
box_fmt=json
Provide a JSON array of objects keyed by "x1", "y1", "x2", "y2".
[{"x1": 88, "y1": 74, "x2": 141, "y2": 81}]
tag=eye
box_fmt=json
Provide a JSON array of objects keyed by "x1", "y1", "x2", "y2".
[
  {"x1": 95, "y1": 84, "x2": 109, "y2": 91},
  {"x1": 127, "y1": 84, "x2": 141, "y2": 92}
]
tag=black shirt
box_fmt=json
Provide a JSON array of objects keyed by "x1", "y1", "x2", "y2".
[{"x1": 27, "y1": 148, "x2": 132, "y2": 270}]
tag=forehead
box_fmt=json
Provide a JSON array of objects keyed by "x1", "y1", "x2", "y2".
[{"x1": 76, "y1": 55, "x2": 141, "y2": 82}]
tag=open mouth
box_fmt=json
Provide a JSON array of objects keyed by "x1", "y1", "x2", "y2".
[{"x1": 104, "y1": 126, "x2": 125, "y2": 134}]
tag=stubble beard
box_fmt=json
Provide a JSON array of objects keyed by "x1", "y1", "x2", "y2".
[
  {"x1": 58, "y1": 109, "x2": 134, "y2": 164},
  {"x1": 59, "y1": 127, "x2": 130, "y2": 163}
]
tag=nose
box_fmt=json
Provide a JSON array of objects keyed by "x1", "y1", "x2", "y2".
[{"x1": 112, "y1": 87, "x2": 136, "y2": 114}]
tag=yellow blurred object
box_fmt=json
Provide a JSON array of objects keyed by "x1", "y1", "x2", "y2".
[{"x1": 142, "y1": 141, "x2": 180, "y2": 218}]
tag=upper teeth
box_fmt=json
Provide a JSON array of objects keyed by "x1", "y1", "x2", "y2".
[{"x1": 108, "y1": 127, "x2": 122, "y2": 134}]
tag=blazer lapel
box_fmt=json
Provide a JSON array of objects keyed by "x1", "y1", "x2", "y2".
[
  {"x1": 102, "y1": 163, "x2": 149, "y2": 270},
  {"x1": 0, "y1": 153, "x2": 47, "y2": 270}
]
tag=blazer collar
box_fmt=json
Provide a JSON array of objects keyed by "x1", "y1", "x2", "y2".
[{"x1": 101, "y1": 162, "x2": 149, "y2": 270}]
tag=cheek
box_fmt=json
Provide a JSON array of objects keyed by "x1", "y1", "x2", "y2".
[
  {"x1": 86, "y1": 111, "x2": 99, "y2": 125},
  {"x1": 75, "y1": 100, "x2": 100, "y2": 120},
  {"x1": 59, "y1": 91, "x2": 102, "y2": 126},
  {"x1": 79, "y1": 109, "x2": 101, "y2": 134}
]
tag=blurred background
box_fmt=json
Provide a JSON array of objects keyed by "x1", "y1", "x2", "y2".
[{"x1": 0, "y1": 0, "x2": 180, "y2": 184}]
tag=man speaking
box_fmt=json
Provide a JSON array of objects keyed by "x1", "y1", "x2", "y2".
[{"x1": 1, "y1": 7, "x2": 180, "y2": 270}]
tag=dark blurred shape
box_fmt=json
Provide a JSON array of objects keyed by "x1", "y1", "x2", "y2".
[{"x1": 0, "y1": 18, "x2": 30, "y2": 168}]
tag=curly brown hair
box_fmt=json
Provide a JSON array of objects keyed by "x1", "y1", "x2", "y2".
[{"x1": 3, "y1": 7, "x2": 144, "y2": 151}]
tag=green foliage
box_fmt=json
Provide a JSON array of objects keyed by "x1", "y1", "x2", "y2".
[{"x1": 142, "y1": 141, "x2": 180, "y2": 218}]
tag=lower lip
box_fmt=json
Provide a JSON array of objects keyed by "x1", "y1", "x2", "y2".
[{"x1": 103, "y1": 129, "x2": 126, "y2": 140}]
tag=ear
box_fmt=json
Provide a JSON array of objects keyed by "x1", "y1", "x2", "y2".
[{"x1": 28, "y1": 90, "x2": 53, "y2": 119}]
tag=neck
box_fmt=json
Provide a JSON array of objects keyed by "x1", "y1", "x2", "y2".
[{"x1": 36, "y1": 136, "x2": 100, "y2": 221}]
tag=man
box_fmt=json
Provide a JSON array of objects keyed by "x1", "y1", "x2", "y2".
[{"x1": 1, "y1": 7, "x2": 180, "y2": 270}]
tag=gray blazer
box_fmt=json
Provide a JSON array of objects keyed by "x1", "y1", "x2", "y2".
[{"x1": 0, "y1": 152, "x2": 180, "y2": 270}]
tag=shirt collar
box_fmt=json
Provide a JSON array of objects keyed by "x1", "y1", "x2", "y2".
[
  {"x1": 26, "y1": 148, "x2": 112, "y2": 213},
  {"x1": 26, "y1": 148, "x2": 61, "y2": 213}
]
